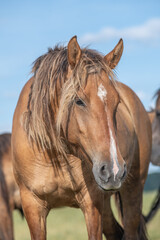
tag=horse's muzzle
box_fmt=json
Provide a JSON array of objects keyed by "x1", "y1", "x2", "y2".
[{"x1": 92, "y1": 162, "x2": 127, "y2": 191}]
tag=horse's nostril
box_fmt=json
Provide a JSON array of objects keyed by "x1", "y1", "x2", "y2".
[
  {"x1": 99, "y1": 164, "x2": 111, "y2": 182},
  {"x1": 100, "y1": 165, "x2": 106, "y2": 176},
  {"x1": 121, "y1": 168, "x2": 126, "y2": 179},
  {"x1": 116, "y1": 163, "x2": 127, "y2": 181},
  {"x1": 120, "y1": 164, "x2": 127, "y2": 180}
]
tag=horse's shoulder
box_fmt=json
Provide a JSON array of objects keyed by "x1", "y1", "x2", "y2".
[
  {"x1": 116, "y1": 80, "x2": 151, "y2": 143},
  {"x1": 116, "y1": 81, "x2": 149, "y2": 121},
  {"x1": 116, "y1": 81, "x2": 139, "y2": 105},
  {"x1": 116, "y1": 81, "x2": 151, "y2": 177}
]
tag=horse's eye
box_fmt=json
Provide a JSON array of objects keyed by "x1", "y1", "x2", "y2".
[{"x1": 75, "y1": 99, "x2": 86, "y2": 107}]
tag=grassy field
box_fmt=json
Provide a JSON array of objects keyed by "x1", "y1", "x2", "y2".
[{"x1": 13, "y1": 191, "x2": 160, "y2": 240}]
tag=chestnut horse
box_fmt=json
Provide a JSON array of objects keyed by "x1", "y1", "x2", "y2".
[
  {"x1": 0, "y1": 133, "x2": 22, "y2": 215},
  {"x1": 12, "y1": 36, "x2": 151, "y2": 240},
  {"x1": 144, "y1": 90, "x2": 160, "y2": 223},
  {"x1": 0, "y1": 168, "x2": 13, "y2": 240},
  {"x1": 0, "y1": 134, "x2": 14, "y2": 240},
  {"x1": 148, "y1": 89, "x2": 160, "y2": 166}
]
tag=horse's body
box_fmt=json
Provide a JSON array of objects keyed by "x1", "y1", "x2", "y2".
[
  {"x1": 0, "y1": 167, "x2": 13, "y2": 240},
  {"x1": 0, "y1": 133, "x2": 22, "y2": 213},
  {"x1": 0, "y1": 133, "x2": 23, "y2": 240},
  {"x1": 0, "y1": 134, "x2": 15, "y2": 240},
  {"x1": 144, "y1": 90, "x2": 160, "y2": 223},
  {"x1": 12, "y1": 37, "x2": 151, "y2": 240},
  {"x1": 148, "y1": 90, "x2": 160, "y2": 166}
]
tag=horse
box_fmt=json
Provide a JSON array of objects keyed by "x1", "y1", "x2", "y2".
[
  {"x1": 148, "y1": 89, "x2": 160, "y2": 166},
  {"x1": 12, "y1": 36, "x2": 151, "y2": 240},
  {"x1": 144, "y1": 90, "x2": 160, "y2": 223},
  {"x1": 0, "y1": 134, "x2": 14, "y2": 240},
  {"x1": 0, "y1": 133, "x2": 23, "y2": 240},
  {"x1": 0, "y1": 133, "x2": 23, "y2": 215},
  {"x1": 0, "y1": 169, "x2": 14, "y2": 240}
]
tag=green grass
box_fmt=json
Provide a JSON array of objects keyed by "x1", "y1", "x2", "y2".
[
  {"x1": 13, "y1": 191, "x2": 160, "y2": 240},
  {"x1": 143, "y1": 191, "x2": 160, "y2": 240}
]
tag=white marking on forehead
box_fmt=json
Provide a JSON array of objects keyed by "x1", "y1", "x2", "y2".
[
  {"x1": 97, "y1": 84, "x2": 107, "y2": 102},
  {"x1": 97, "y1": 83, "x2": 119, "y2": 179},
  {"x1": 109, "y1": 126, "x2": 119, "y2": 180}
]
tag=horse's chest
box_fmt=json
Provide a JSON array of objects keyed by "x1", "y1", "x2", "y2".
[{"x1": 30, "y1": 161, "x2": 85, "y2": 208}]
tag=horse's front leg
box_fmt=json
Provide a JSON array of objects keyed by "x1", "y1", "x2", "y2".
[
  {"x1": 120, "y1": 177, "x2": 148, "y2": 240},
  {"x1": 84, "y1": 204, "x2": 103, "y2": 240},
  {"x1": 78, "y1": 188, "x2": 104, "y2": 240},
  {"x1": 103, "y1": 194, "x2": 124, "y2": 240},
  {"x1": 20, "y1": 186, "x2": 49, "y2": 240}
]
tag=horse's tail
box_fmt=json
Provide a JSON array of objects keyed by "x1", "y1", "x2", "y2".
[{"x1": 143, "y1": 187, "x2": 160, "y2": 223}]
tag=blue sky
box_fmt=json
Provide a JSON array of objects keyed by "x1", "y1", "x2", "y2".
[
  {"x1": 0, "y1": 0, "x2": 160, "y2": 129},
  {"x1": 1, "y1": 0, "x2": 160, "y2": 172}
]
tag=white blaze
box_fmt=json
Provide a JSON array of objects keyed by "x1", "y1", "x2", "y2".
[
  {"x1": 97, "y1": 83, "x2": 107, "y2": 102},
  {"x1": 109, "y1": 127, "x2": 119, "y2": 180},
  {"x1": 97, "y1": 83, "x2": 119, "y2": 180}
]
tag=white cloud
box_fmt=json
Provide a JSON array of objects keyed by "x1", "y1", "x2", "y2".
[{"x1": 80, "y1": 18, "x2": 160, "y2": 44}]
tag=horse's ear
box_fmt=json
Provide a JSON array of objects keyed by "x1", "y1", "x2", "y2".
[
  {"x1": 104, "y1": 39, "x2": 123, "y2": 69},
  {"x1": 68, "y1": 36, "x2": 81, "y2": 69}
]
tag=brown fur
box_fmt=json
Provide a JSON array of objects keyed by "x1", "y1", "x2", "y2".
[
  {"x1": 0, "y1": 133, "x2": 22, "y2": 213},
  {"x1": 0, "y1": 167, "x2": 14, "y2": 240},
  {"x1": 144, "y1": 89, "x2": 160, "y2": 224},
  {"x1": 0, "y1": 134, "x2": 10, "y2": 156},
  {"x1": 0, "y1": 134, "x2": 14, "y2": 240},
  {"x1": 148, "y1": 89, "x2": 160, "y2": 166},
  {"x1": 0, "y1": 133, "x2": 23, "y2": 240},
  {"x1": 12, "y1": 37, "x2": 151, "y2": 240}
]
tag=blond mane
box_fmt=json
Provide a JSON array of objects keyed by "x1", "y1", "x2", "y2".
[{"x1": 23, "y1": 45, "x2": 115, "y2": 157}]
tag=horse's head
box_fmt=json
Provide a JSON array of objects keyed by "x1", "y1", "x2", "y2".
[{"x1": 60, "y1": 36, "x2": 126, "y2": 190}]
